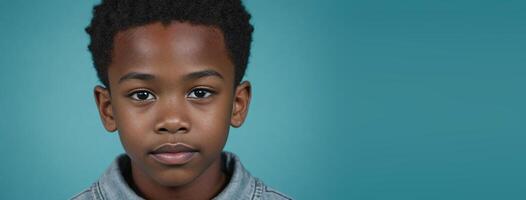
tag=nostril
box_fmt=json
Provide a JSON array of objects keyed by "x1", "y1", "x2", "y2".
[{"x1": 157, "y1": 127, "x2": 188, "y2": 133}]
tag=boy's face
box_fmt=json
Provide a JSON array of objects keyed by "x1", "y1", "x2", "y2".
[{"x1": 93, "y1": 22, "x2": 251, "y2": 187}]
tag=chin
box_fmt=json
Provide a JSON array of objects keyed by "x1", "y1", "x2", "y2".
[{"x1": 153, "y1": 168, "x2": 199, "y2": 187}]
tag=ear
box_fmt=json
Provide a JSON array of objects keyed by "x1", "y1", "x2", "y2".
[
  {"x1": 230, "y1": 81, "x2": 252, "y2": 128},
  {"x1": 94, "y1": 86, "x2": 117, "y2": 132}
]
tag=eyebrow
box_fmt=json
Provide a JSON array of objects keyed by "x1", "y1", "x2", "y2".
[
  {"x1": 118, "y1": 72, "x2": 155, "y2": 84},
  {"x1": 118, "y1": 69, "x2": 224, "y2": 84},
  {"x1": 183, "y1": 69, "x2": 224, "y2": 82}
]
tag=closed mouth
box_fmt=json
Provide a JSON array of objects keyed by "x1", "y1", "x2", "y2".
[{"x1": 149, "y1": 143, "x2": 198, "y2": 165}]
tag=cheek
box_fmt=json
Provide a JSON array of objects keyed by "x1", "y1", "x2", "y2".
[
  {"x1": 113, "y1": 96, "x2": 156, "y2": 128},
  {"x1": 112, "y1": 101, "x2": 155, "y2": 155},
  {"x1": 191, "y1": 98, "x2": 232, "y2": 147}
]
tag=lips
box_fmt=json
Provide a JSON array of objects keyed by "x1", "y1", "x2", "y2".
[{"x1": 150, "y1": 143, "x2": 198, "y2": 165}]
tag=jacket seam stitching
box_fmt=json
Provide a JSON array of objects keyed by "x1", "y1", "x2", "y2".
[
  {"x1": 251, "y1": 179, "x2": 263, "y2": 200},
  {"x1": 71, "y1": 188, "x2": 91, "y2": 199},
  {"x1": 91, "y1": 184, "x2": 99, "y2": 200},
  {"x1": 250, "y1": 180, "x2": 256, "y2": 200},
  {"x1": 264, "y1": 186, "x2": 292, "y2": 200},
  {"x1": 96, "y1": 181, "x2": 106, "y2": 200}
]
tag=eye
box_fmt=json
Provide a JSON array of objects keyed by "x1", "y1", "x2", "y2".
[
  {"x1": 128, "y1": 90, "x2": 156, "y2": 101},
  {"x1": 187, "y1": 88, "x2": 215, "y2": 99}
]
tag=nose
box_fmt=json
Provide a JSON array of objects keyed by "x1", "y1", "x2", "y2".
[{"x1": 154, "y1": 100, "x2": 190, "y2": 134}]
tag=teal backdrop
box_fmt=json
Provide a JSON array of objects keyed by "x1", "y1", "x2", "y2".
[{"x1": 0, "y1": 0, "x2": 524, "y2": 199}]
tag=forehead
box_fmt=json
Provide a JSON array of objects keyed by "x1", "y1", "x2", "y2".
[{"x1": 108, "y1": 21, "x2": 234, "y2": 86}]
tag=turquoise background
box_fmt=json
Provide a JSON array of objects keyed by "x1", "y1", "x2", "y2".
[{"x1": 0, "y1": 0, "x2": 524, "y2": 199}]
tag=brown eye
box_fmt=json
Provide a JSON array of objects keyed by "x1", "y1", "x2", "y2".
[
  {"x1": 188, "y1": 88, "x2": 214, "y2": 99},
  {"x1": 129, "y1": 90, "x2": 155, "y2": 101}
]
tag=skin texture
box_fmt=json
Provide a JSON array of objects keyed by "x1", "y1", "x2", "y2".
[{"x1": 94, "y1": 22, "x2": 251, "y2": 200}]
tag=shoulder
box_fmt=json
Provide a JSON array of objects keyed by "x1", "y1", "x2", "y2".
[
  {"x1": 255, "y1": 178, "x2": 293, "y2": 200},
  {"x1": 69, "y1": 182, "x2": 101, "y2": 200},
  {"x1": 70, "y1": 187, "x2": 93, "y2": 200},
  {"x1": 217, "y1": 152, "x2": 293, "y2": 200}
]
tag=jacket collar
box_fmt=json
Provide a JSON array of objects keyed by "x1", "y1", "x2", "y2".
[{"x1": 96, "y1": 151, "x2": 256, "y2": 200}]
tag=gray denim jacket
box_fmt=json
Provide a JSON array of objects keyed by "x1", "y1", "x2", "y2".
[{"x1": 71, "y1": 151, "x2": 292, "y2": 200}]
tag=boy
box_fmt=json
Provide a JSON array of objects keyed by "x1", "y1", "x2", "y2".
[{"x1": 71, "y1": 0, "x2": 291, "y2": 199}]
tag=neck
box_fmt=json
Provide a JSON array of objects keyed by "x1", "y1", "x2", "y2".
[{"x1": 129, "y1": 156, "x2": 228, "y2": 200}]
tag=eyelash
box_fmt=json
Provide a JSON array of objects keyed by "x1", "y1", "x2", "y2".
[
  {"x1": 127, "y1": 88, "x2": 216, "y2": 102},
  {"x1": 187, "y1": 88, "x2": 215, "y2": 99},
  {"x1": 128, "y1": 89, "x2": 155, "y2": 101}
]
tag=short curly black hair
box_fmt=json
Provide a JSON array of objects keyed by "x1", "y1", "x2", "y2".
[{"x1": 85, "y1": 0, "x2": 254, "y2": 88}]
